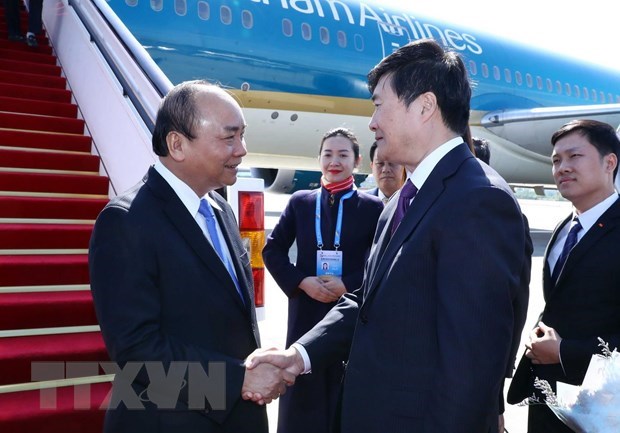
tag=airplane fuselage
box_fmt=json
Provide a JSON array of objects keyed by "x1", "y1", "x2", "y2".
[{"x1": 108, "y1": 0, "x2": 620, "y2": 189}]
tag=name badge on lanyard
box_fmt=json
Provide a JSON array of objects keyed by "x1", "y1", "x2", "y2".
[{"x1": 315, "y1": 188, "x2": 354, "y2": 278}]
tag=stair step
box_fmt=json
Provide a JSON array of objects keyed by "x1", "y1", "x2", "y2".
[
  {"x1": 0, "y1": 381, "x2": 109, "y2": 433},
  {"x1": 0, "y1": 70, "x2": 66, "y2": 89},
  {"x1": 0, "y1": 223, "x2": 93, "y2": 249},
  {"x1": 0, "y1": 58, "x2": 61, "y2": 77},
  {"x1": 0, "y1": 332, "x2": 108, "y2": 385},
  {"x1": 0, "y1": 96, "x2": 77, "y2": 118},
  {"x1": 0, "y1": 83, "x2": 71, "y2": 104},
  {"x1": 0, "y1": 129, "x2": 92, "y2": 153},
  {"x1": 0, "y1": 112, "x2": 83, "y2": 134},
  {"x1": 0, "y1": 254, "x2": 89, "y2": 286},
  {"x1": 0, "y1": 291, "x2": 97, "y2": 330},
  {"x1": 0, "y1": 48, "x2": 56, "y2": 65},
  {"x1": 0, "y1": 148, "x2": 100, "y2": 172},
  {"x1": 0, "y1": 39, "x2": 53, "y2": 55},
  {"x1": 0, "y1": 29, "x2": 48, "y2": 45},
  {"x1": 0, "y1": 195, "x2": 105, "y2": 220},
  {"x1": 0, "y1": 172, "x2": 109, "y2": 195}
]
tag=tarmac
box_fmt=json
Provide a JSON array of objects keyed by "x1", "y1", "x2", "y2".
[{"x1": 256, "y1": 190, "x2": 573, "y2": 433}]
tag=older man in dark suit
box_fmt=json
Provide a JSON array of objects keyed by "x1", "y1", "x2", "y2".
[
  {"x1": 365, "y1": 141, "x2": 404, "y2": 204},
  {"x1": 508, "y1": 119, "x2": 620, "y2": 432},
  {"x1": 89, "y1": 81, "x2": 292, "y2": 433},
  {"x1": 246, "y1": 39, "x2": 530, "y2": 433}
]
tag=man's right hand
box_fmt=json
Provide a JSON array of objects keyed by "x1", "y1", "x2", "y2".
[{"x1": 243, "y1": 347, "x2": 305, "y2": 403}]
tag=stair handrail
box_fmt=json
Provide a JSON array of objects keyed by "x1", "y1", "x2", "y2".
[{"x1": 67, "y1": 0, "x2": 173, "y2": 132}]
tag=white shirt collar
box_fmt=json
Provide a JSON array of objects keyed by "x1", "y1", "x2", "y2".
[
  {"x1": 409, "y1": 137, "x2": 463, "y2": 189},
  {"x1": 573, "y1": 192, "x2": 618, "y2": 235},
  {"x1": 153, "y1": 161, "x2": 222, "y2": 218}
]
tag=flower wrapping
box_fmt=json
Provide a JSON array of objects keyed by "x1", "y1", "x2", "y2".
[{"x1": 531, "y1": 339, "x2": 620, "y2": 433}]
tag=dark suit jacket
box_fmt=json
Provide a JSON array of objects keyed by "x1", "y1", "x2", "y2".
[
  {"x1": 508, "y1": 196, "x2": 620, "y2": 409},
  {"x1": 89, "y1": 167, "x2": 267, "y2": 433},
  {"x1": 298, "y1": 143, "x2": 528, "y2": 433}
]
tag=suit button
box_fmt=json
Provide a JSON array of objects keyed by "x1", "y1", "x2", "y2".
[{"x1": 360, "y1": 314, "x2": 368, "y2": 324}]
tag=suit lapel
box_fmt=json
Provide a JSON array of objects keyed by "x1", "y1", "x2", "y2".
[
  {"x1": 543, "y1": 215, "x2": 570, "y2": 299},
  {"x1": 146, "y1": 168, "x2": 249, "y2": 311},
  {"x1": 553, "y1": 198, "x2": 620, "y2": 289},
  {"x1": 364, "y1": 143, "x2": 469, "y2": 302}
]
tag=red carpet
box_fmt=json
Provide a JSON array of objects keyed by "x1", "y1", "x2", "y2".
[
  {"x1": 0, "y1": 3, "x2": 112, "y2": 431},
  {"x1": 0, "y1": 382, "x2": 110, "y2": 433},
  {"x1": 0, "y1": 290, "x2": 98, "y2": 330},
  {"x1": 0, "y1": 223, "x2": 93, "y2": 249},
  {"x1": 0, "y1": 332, "x2": 108, "y2": 385}
]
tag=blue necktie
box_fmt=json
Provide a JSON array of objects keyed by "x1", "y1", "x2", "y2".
[
  {"x1": 198, "y1": 199, "x2": 245, "y2": 303},
  {"x1": 391, "y1": 179, "x2": 418, "y2": 236},
  {"x1": 551, "y1": 217, "x2": 582, "y2": 284}
]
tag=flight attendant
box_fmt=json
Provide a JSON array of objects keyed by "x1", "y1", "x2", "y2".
[{"x1": 262, "y1": 127, "x2": 383, "y2": 433}]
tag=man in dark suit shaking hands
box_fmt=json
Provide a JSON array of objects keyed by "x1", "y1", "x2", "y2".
[
  {"x1": 89, "y1": 81, "x2": 293, "y2": 433},
  {"x1": 245, "y1": 39, "x2": 529, "y2": 433},
  {"x1": 508, "y1": 119, "x2": 620, "y2": 432}
]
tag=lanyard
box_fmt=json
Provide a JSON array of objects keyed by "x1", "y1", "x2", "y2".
[{"x1": 315, "y1": 188, "x2": 355, "y2": 250}]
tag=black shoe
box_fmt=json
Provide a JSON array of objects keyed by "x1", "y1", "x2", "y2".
[
  {"x1": 8, "y1": 34, "x2": 26, "y2": 43},
  {"x1": 26, "y1": 34, "x2": 38, "y2": 48}
]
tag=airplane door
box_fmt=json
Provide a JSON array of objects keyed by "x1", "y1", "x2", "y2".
[{"x1": 376, "y1": 22, "x2": 413, "y2": 58}]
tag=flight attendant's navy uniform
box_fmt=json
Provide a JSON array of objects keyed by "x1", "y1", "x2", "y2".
[{"x1": 263, "y1": 185, "x2": 383, "y2": 433}]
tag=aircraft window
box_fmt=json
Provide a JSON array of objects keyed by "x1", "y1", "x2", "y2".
[
  {"x1": 600, "y1": 92, "x2": 605, "y2": 103},
  {"x1": 126, "y1": 0, "x2": 138, "y2": 6},
  {"x1": 242, "y1": 10, "x2": 253, "y2": 29},
  {"x1": 536, "y1": 76, "x2": 543, "y2": 90},
  {"x1": 504, "y1": 68, "x2": 512, "y2": 83},
  {"x1": 220, "y1": 6, "x2": 232, "y2": 25},
  {"x1": 608, "y1": 93, "x2": 614, "y2": 103},
  {"x1": 574, "y1": 85, "x2": 580, "y2": 98},
  {"x1": 583, "y1": 88, "x2": 589, "y2": 100},
  {"x1": 337, "y1": 31, "x2": 347, "y2": 48},
  {"x1": 150, "y1": 0, "x2": 162, "y2": 12},
  {"x1": 282, "y1": 19, "x2": 293, "y2": 37},
  {"x1": 301, "y1": 23, "x2": 311, "y2": 41},
  {"x1": 555, "y1": 81, "x2": 562, "y2": 94},
  {"x1": 493, "y1": 66, "x2": 500, "y2": 81},
  {"x1": 546, "y1": 79, "x2": 552, "y2": 92},
  {"x1": 197, "y1": 1, "x2": 210, "y2": 20},
  {"x1": 354, "y1": 34, "x2": 364, "y2": 52},
  {"x1": 564, "y1": 83, "x2": 571, "y2": 96},
  {"x1": 174, "y1": 0, "x2": 186, "y2": 16},
  {"x1": 319, "y1": 27, "x2": 329, "y2": 44},
  {"x1": 515, "y1": 71, "x2": 522, "y2": 86},
  {"x1": 526, "y1": 73, "x2": 533, "y2": 88},
  {"x1": 481, "y1": 63, "x2": 488, "y2": 78},
  {"x1": 468, "y1": 60, "x2": 477, "y2": 76},
  {"x1": 616, "y1": 95, "x2": 620, "y2": 103},
  {"x1": 592, "y1": 90, "x2": 597, "y2": 101}
]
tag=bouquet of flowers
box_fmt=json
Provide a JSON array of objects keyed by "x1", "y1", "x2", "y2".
[{"x1": 528, "y1": 338, "x2": 620, "y2": 433}]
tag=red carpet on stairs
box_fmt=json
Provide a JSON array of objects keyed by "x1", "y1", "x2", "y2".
[
  {"x1": 0, "y1": 290, "x2": 98, "y2": 330},
  {"x1": 0, "y1": 2, "x2": 113, "y2": 431},
  {"x1": 0, "y1": 382, "x2": 110, "y2": 433},
  {"x1": 0, "y1": 332, "x2": 109, "y2": 385},
  {"x1": 0, "y1": 223, "x2": 93, "y2": 249}
]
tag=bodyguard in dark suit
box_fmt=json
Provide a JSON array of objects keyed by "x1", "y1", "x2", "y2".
[
  {"x1": 508, "y1": 119, "x2": 620, "y2": 432},
  {"x1": 89, "y1": 81, "x2": 291, "y2": 433},
  {"x1": 246, "y1": 39, "x2": 529, "y2": 433}
]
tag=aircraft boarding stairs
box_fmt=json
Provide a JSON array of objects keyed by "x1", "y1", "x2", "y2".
[{"x1": 0, "y1": 0, "x2": 170, "y2": 430}]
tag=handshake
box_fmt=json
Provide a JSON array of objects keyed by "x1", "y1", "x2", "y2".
[{"x1": 240, "y1": 347, "x2": 306, "y2": 405}]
